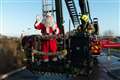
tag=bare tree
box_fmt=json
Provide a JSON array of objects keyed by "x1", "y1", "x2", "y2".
[{"x1": 103, "y1": 30, "x2": 114, "y2": 37}]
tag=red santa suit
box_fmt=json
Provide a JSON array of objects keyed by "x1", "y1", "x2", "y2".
[{"x1": 34, "y1": 14, "x2": 60, "y2": 62}]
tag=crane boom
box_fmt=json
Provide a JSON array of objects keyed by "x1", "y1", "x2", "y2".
[{"x1": 65, "y1": 0, "x2": 81, "y2": 27}]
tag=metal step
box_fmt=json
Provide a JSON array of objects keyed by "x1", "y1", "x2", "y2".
[{"x1": 34, "y1": 72, "x2": 74, "y2": 80}]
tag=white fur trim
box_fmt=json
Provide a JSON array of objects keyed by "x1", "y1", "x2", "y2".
[
  {"x1": 35, "y1": 22, "x2": 40, "y2": 27},
  {"x1": 55, "y1": 28, "x2": 59, "y2": 34},
  {"x1": 53, "y1": 24, "x2": 59, "y2": 34}
]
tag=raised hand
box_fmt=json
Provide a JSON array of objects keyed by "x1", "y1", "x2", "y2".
[{"x1": 36, "y1": 15, "x2": 41, "y2": 23}]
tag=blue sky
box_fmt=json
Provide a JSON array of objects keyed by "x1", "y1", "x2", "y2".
[{"x1": 0, "y1": 0, "x2": 120, "y2": 37}]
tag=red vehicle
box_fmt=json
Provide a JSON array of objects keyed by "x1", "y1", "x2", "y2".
[{"x1": 100, "y1": 38, "x2": 120, "y2": 48}]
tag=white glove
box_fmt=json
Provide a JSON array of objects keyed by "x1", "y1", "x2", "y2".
[{"x1": 36, "y1": 15, "x2": 41, "y2": 23}]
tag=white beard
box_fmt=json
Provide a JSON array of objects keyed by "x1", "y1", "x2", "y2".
[
  {"x1": 42, "y1": 16, "x2": 54, "y2": 28},
  {"x1": 46, "y1": 27, "x2": 50, "y2": 33}
]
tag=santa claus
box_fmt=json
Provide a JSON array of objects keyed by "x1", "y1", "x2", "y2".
[{"x1": 34, "y1": 13, "x2": 60, "y2": 62}]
